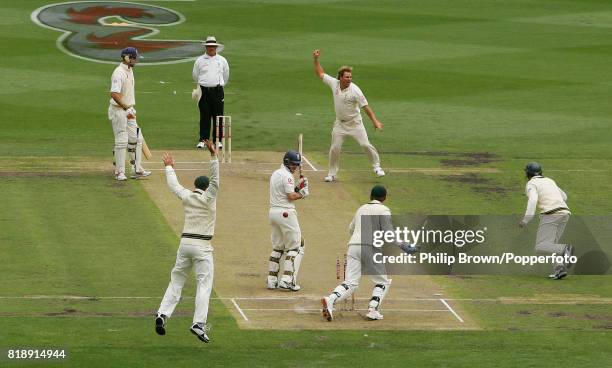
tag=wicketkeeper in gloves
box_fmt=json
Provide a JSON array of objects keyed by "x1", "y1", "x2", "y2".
[
  {"x1": 321, "y1": 185, "x2": 417, "y2": 321},
  {"x1": 519, "y1": 162, "x2": 574, "y2": 280},
  {"x1": 108, "y1": 47, "x2": 150, "y2": 181},
  {"x1": 155, "y1": 140, "x2": 218, "y2": 343},
  {"x1": 267, "y1": 151, "x2": 308, "y2": 291}
]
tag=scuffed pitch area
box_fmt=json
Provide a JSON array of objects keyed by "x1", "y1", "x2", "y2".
[{"x1": 140, "y1": 150, "x2": 477, "y2": 330}]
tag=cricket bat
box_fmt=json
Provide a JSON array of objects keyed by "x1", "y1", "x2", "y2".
[
  {"x1": 142, "y1": 139, "x2": 152, "y2": 160},
  {"x1": 297, "y1": 133, "x2": 303, "y2": 177}
]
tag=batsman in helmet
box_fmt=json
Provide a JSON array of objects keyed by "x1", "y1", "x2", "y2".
[
  {"x1": 267, "y1": 151, "x2": 309, "y2": 291},
  {"x1": 519, "y1": 162, "x2": 575, "y2": 279},
  {"x1": 108, "y1": 47, "x2": 150, "y2": 181}
]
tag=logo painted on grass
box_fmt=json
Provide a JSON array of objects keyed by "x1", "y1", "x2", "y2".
[{"x1": 31, "y1": 1, "x2": 203, "y2": 65}]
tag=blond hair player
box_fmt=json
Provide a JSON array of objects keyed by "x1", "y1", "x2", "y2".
[
  {"x1": 108, "y1": 47, "x2": 150, "y2": 181},
  {"x1": 155, "y1": 140, "x2": 218, "y2": 343},
  {"x1": 313, "y1": 49, "x2": 385, "y2": 182},
  {"x1": 519, "y1": 162, "x2": 574, "y2": 279}
]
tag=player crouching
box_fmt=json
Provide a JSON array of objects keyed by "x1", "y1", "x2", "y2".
[{"x1": 321, "y1": 185, "x2": 418, "y2": 321}]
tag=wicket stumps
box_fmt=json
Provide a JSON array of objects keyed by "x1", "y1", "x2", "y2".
[
  {"x1": 215, "y1": 115, "x2": 232, "y2": 163},
  {"x1": 335, "y1": 253, "x2": 355, "y2": 311}
]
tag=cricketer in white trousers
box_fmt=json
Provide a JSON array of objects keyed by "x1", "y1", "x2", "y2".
[
  {"x1": 522, "y1": 175, "x2": 571, "y2": 272},
  {"x1": 157, "y1": 158, "x2": 219, "y2": 325},
  {"x1": 108, "y1": 105, "x2": 146, "y2": 176},
  {"x1": 328, "y1": 119, "x2": 381, "y2": 178},
  {"x1": 325, "y1": 200, "x2": 393, "y2": 314},
  {"x1": 267, "y1": 163, "x2": 307, "y2": 290}
]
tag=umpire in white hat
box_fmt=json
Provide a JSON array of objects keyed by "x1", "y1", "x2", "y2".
[{"x1": 192, "y1": 36, "x2": 230, "y2": 149}]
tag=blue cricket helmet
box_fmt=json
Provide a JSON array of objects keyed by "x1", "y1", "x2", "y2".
[
  {"x1": 283, "y1": 151, "x2": 301, "y2": 168},
  {"x1": 525, "y1": 162, "x2": 543, "y2": 177},
  {"x1": 121, "y1": 47, "x2": 139, "y2": 59}
]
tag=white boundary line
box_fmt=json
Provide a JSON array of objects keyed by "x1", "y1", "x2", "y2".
[
  {"x1": 439, "y1": 298, "x2": 464, "y2": 323},
  {"x1": 230, "y1": 298, "x2": 249, "y2": 322}
]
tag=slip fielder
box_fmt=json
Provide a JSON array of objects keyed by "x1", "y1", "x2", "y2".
[
  {"x1": 155, "y1": 140, "x2": 218, "y2": 343},
  {"x1": 519, "y1": 162, "x2": 574, "y2": 279}
]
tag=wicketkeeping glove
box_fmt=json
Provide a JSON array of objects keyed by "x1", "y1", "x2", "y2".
[{"x1": 399, "y1": 242, "x2": 419, "y2": 254}]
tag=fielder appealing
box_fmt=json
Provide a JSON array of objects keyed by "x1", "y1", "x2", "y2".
[
  {"x1": 519, "y1": 162, "x2": 574, "y2": 279},
  {"x1": 313, "y1": 49, "x2": 385, "y2": 182},
  {"x1": 321, "y1": 185, "x2": 416, "y2": 321},
  {"x1": 108, "y1": 47, "x2": 151, "y2": 181},
  {"x1": 267, "y1": 151, "x2": 309, "y2": 291},
  {"x1": 155, "y1": 140, "x2": 218, "y2": 343},
  {"x1": 193, "y1": 36, "x2": 230, "y2": 149}
]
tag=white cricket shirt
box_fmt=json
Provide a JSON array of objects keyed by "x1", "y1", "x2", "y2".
[
  {"x1": 192, "y1": 53, "x2": 230, "y2": 87},
  {"x1": 523, "y1": 176, "x2": 570, "y2": 223},
  {"x1": 165, "y1": 158, "x2": 220, "y2": 250},
  {"x1": 269, "y1": 165, "x2": 296, "y2": 209},
  {"x1": 109, "y1": 62, "x2": 135, "y2": 107},
  {"x1": 348, "y1": 200, "x2": 392, "y2": 245},
  {"x1": 322, "y1": 73, "x2": 368, "y2": 125}
]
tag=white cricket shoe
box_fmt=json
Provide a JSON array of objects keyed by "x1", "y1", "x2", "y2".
[
  {"x1": 267, "y1": 280, "x2": 277, "y2": 290},
  {"x1": 548, "y1": 268, "x2": 568, "y2": 280},
  {"x1": 321, "y1": 297, "x2": 334, "y2": 321},
  {"x1": 116, "y1": 172, "x2": 128, "y2": 181},
  {"x1": 217, "y1": 142, "x2": 223, "y2": 149},
  {"x1": 366, "y1": 308, "x2": 384, "y2": 320},
  {"x1": 324, "y1": 175, "x2": 336, "y2": 182},
  {"x1": 278, "y1": 279, "x2": 300, "y2": 291},
  {"x1": 374, "y1": 167, "x2": 386, "y2": 177},
  {"x1": 190, "y1": 323, "x2": 210, "y2": 343},
  {"x1": 196, "y1": 141, "x2": 205, "y2": 148},
  {"x1": 132, "y1": 170, "x2": 151, "y2": 179}
]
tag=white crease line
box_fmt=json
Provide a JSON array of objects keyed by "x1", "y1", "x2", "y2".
[
  {"x1": 171, "y1": 161, "x2": 209, "y2": 164},
  {"x1": 302, "y1": 155, "x2": 318, "y2": 172},
  {"x1": 231, "y1": 298, "x2": 249, "y2": 322},
  {"x1": 241, "y1": 308, "x2": 449, "y2": 312},
  {"x1": 142, "y1": 168, "x2": 319, "y2": 172},
  {"x1": 439, "y1": 298, "x2": 464, "y2": 323},
  {"x1": 3, "y1": 296, "x2": 606, "y2": 304}
]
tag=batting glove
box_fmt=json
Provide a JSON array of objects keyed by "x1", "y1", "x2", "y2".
[
  {"x1": 298, "y1": 176, "x2": 308, "y2": 189},
  {"x1": 299, "y1": 186, "x2": 309, "y2": 198}
]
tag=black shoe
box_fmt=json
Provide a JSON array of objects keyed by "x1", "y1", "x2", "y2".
[
  {"x1": 155, "y1": 314, "x2": 167, "y2": 336},
  {"x1": 190, "y1": 323, "x2": 210, "y2": 343},
  {"x1": 564, "y1": 245, "x2": 575, "y2": 269}
]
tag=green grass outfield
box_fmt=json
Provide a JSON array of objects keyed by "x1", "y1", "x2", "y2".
[{"x1": 1, "y1": 0, "x2": 611, "y2": 366}]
